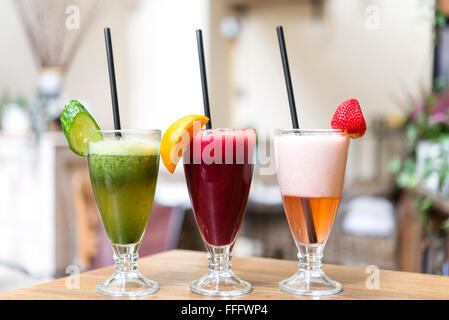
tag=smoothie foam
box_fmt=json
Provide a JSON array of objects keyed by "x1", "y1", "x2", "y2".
[{"x1": 89, "y1": 138, "x2": 159, "y2": 156}]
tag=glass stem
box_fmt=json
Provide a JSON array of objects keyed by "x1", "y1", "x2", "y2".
[
  {"x1": 206, "y1": 244, "x2": 232, "y2": 272},
  {"x1": 298, "y1": 243, "x2": 323, "y2": 272},
  {"x1": 111, "y1": 243, "x2": 139, "y2": 273}
]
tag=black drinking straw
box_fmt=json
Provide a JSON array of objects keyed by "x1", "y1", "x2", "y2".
[
  {"x1": 104, "y1": 28, "x2": 122, "y2": 136},
  {"x1": 196, "y1": 29, "x2": 212, "y2": 129},
  {"x1": 276, "y1": 26, "x2": 318, "y2": 244}
]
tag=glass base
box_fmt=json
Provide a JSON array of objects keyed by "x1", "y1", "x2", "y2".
[
  {"x1": 96, "y1": 270, "x2": 159, "y2": 297},
  {"x1": 190, "y1": 269, "x2": 251, "y2": 297},
  {"x1": 279, "y1": 269, "x2": 342, "y2": 296}
]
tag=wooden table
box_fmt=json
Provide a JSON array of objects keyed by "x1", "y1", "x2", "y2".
[{"x1": 1, "y1": 249, "x2": 449, "y2": 300}]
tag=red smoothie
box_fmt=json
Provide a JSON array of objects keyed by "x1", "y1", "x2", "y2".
[{"x1": 183, "y1": 129, "x2": 256, "y2": 247}]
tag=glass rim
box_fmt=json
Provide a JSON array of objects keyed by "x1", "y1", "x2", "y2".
[{"x1": 275, "y1": 128, "x2": 346, "y2": 135}]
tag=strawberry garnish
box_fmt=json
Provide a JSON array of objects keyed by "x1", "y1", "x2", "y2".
[{"x1": 331, "y1": 98, "x2": 366, "y2": 138}]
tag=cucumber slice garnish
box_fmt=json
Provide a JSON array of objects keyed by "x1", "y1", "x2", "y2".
[{"x1": 61, "y1": 100, "x2": 102, "y2": 156}]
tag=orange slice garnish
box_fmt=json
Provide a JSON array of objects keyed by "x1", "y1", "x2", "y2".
[{"x1": 160, "y1": 115, "x2": 209, "y2": 173}]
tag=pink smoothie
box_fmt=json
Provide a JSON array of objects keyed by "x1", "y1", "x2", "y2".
[{"x1": 274, "y1": 131, "x2": 349, "y2": 198}]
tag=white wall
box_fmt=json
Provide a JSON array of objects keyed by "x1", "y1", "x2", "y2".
[
  {"x1": 0, "y1": 0, "x2": 209, "y2": 132},
  {"x1": 232, "y1": 0, "x2": 433, "y2": 128},
  {"x1": 231, "y1": 0, "x2": 434, "y2": 180},
  {"x1": 0, "y1": 0, "x2": 134, "y2": 129},
  {"x1": 0, "y1": 0, "x2": 38, "y2": 99},
  {"x1": 63, "y1": 1, "x2": 135, "y2": 129},
  {"x1": 127, "y1": 0, "x2": 208, "y2": 131}
]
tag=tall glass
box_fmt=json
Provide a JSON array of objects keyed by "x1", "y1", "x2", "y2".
[
  {"x1": 86, "y1": 130, "x2": 160, "y2": 297},
  {"x1": 274, "y1": 129, "x2": 349, "y2": 296},
  {"x1": 183, "y1": 128, "x2": 256, "y2": 296}
]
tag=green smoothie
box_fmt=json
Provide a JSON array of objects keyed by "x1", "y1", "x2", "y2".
[{"x1": 87, "y1": 139, "x2": 160, "y2": 245}]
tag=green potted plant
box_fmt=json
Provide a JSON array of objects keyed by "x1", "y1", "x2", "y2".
[
  {"x1": 391, "y1": 89, "x2": 449, "y2": 193},
  {"x1": 390, "y1": 89, "x2": 449, "y2": 232}
]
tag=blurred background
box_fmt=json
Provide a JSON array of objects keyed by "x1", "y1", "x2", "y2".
[{"x1": 1, "y1": 0, "x2": 448, "y2": 293}]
